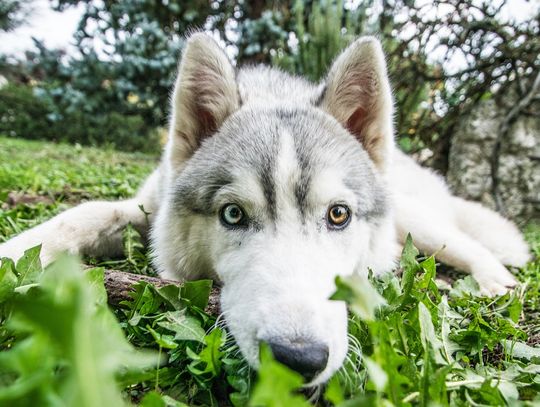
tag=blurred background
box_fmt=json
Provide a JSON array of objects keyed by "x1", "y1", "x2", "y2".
[{"x1": 0, "y1": 0, "x2": 538, "y2": 222}]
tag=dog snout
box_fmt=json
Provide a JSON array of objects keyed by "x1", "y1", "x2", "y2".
[{"x1": 267, "y1": 338, "x2": 329, "y2": 382}]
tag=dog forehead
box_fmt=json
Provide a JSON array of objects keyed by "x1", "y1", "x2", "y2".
[
  {"x1": 219, "y1": 105, "x2": 358, "y2": 174},
  {"x1": 174, "y1": 106, "x2": 386, "y2": 219}
]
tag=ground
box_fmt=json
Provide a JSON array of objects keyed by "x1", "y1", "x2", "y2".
[{"x1": 0, "y1": 136, "x2": 539, "y2": 406}]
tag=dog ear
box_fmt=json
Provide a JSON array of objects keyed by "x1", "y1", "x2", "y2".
[
  {"x1": 168, "y1": 33, "x2": 239, "y2": 169},
  {"x1": 320, "y1": 37, "x2": 394, "y2": 171}
]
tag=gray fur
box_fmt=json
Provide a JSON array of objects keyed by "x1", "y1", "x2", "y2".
[{"x1": 173, "y1": 73, "x2": 388, "y2": 224}]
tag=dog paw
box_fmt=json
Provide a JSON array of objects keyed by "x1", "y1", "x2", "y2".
[
  {"x1": 474, "y1": 267, "x2": 518, "y2": 297},
  {"x1": 501, "y1": 250, "x2": 532, "y2": 268}
]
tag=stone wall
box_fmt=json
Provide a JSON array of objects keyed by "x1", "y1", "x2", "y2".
[{"x1": 446, "y1": 86, "x2": 540, "y2": 224}]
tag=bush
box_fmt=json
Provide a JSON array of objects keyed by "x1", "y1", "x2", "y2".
[
  {"x1": 54, "y1": 111, "x2": 160, "y2": 153},
  {"x1": 0, "y1": 83, "x2": 161, "y2": 153},
  {"x1": 0, "y1": 83, "x2": 54, "y2": 139}
]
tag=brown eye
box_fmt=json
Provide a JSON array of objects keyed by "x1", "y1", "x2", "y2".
[{"x1": 327, "y1": 205, "x2": 351, "y2": 229}]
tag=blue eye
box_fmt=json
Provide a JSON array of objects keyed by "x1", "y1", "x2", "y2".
[{"x1": 220, "y1": 203, "x2": 245, "y2": 227}]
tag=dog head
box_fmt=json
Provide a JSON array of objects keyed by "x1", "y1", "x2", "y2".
[{"x1": 152, "y1": 33, "x2": 397, "y2": 385}]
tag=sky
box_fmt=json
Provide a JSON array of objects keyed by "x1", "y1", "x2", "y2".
[
  {"x1": 0, "y1": 0, "x2": 83, "y2": 56},
  {"x1": 0, "y1": 0, "x2": 537, "y2": 58}
]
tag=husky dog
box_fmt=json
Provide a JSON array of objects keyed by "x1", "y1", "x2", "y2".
[{"x1": 0, "y1": 34, "x2": 531, "y2": 384}]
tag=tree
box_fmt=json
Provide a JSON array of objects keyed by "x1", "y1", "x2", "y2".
[
  {"x1": 0, "y1": 0, "x2": 26, "y2": 32},
  {"x1": 2, "y1": 0, "x2": 538, "y2": 162},
  {"x1": 274, "y1": 0, "x2": 539, "y2": 173}
]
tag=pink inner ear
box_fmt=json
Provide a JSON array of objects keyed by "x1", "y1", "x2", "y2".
[
  {"x1": 195, "y1": 105, "x2": 217, "y2": 141},
  {"x1": 346, "y1": 106, "x2": 382, "y2": 162},
  {"x1": 346, "y1": 106, "x2": 369, "y2": 140}
]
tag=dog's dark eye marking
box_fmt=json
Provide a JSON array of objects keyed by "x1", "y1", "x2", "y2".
[
  {"x1": 327, "y1": 204, "x2": 351, "y2": 230},
  {"x1": 220, "y1": 203, "x2": 247, "y2": 228}
]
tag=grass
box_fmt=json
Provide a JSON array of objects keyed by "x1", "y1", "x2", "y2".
[
  {"x1": 0, "y1": 136, "x2": 539, "y2": 406},
  {"x1": 0, "y1": 136, "x2": 157, "y2": 243}
]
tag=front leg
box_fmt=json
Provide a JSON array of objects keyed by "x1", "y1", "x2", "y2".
[{"x1": 0, "y1": 199, "x2": 150, "y2": 265}]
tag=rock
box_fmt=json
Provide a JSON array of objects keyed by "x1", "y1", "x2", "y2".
[{"x1": 446, "y1": 88, "x2": 540, "y2": 224}]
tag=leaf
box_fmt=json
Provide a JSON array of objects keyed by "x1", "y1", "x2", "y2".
[
  {"x1": 148, "y1": 326, "x2": 178, "y2": 349},
  {"x1": 501, "y1": 340, "x2": 540, "y2": 361},
  {"x1": 188, "y1": 328, "x2": 225, "y2": 378},
  {"x1": 0, "y1": 335, "x2": 56, "y2": 402},
  {"x1": 15, "y1": 245, "x2": 42, "y2": 286},
  {"x1": 394, "y1": 234, "x2": 421, "y2": 308},
  {"x1": 180, "y1": 280, "x2": 213, "y2": 310},
  {"x1": 140, "y1": 391, "x2": 189, "y2": 407},
  {"x1": 324, "y1": 375, "x2": 345, "y2": 405},
  {"x1": 130, "y1": 282, "x2": 163, "y2": 316},
  {"x1": 400, "y1": 233, "x2": 420, "y2": 271},
  {"x1": 123, "y1": 222, "x2": 144, "y2": 265},
  {"x1": 418, "y1": 302, "x2": 446, "y2": 365},
  {"x1": 364, "y1": 357, "x2": 388, "y2": 392},
  {"x1": 450, "y1": 276, "x2": 482, "y2": 297},
  {"x1": 85, "y1": 266, "x2": 109, "y2": 304},
  {"x1": 400, "y1": 235, "x2": 420, "y2": 287},
  {"x1": 230, "y1": 391, "x2": 250, "y2": 407},
  {"x1": 156, "y1": 284, "x2": 183, "y2": 310},
  {"x1": 250, "y1": 343, "x2": 309, "y2": 407},
  {"x1": 418, "y1": 255, "x2": 439, "y2": 295},
  {"x1": 497, "y1": 380, "x2": 519, "y2": 404},
  {"x1": 157, "y1": 310, "x2": 205, "y2": 343},
  {"x1": 438, "y1": 296, "x2": 461, "y2": 363},
  {"x1": 331, "y1": 274, "x2": 386, "y2": 321},
  {"x1": 156, "y1": 280, "x2": 212, "y2": 311},
  {"x1": 0, "y1": 255, "x2": 158, "y2": 406},
  {"x1": 506, "y1": 296, "x2": 522, "y2": 323},
  {"x1": 0, "y1": 257, "x2": 18, "y2": 303}
]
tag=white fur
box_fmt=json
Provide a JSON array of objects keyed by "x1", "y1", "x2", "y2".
[
  {"x1": 0, "y1": 168, "x2": 161, "y2": 264},
  {"x1": 390, "y1": 151, "x2": 529, "y2": 295},
  {"x1": 0, "y1": 33, "x2": 531, "y2": 384}
]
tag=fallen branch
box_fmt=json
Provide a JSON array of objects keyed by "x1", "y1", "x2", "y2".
[{"x1": 100, "y1": 269, "x2": 221, "y2": 316}]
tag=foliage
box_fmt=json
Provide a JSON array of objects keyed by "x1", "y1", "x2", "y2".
[
  {"x1": 250, "y1": 344, "x2": 309, "y2": 407},
  {"x1": 381, "y1": 0, "x2": 539, "y2": 170},
  {"x1": 0, "y1": 0, "x2": 25, "y2": 32},
  {"x1": 329, "y1": 235, "x2": 539, "y2": 405},
  {"x1": 27, "y1": 0, "x2": 293, "y2": 138},
  {"x1": 0, "y1": 83, "x2": 54, "y2": 140},
  {"x1": 113, "y1": 278, "x2": 253, "y2": 406},
  {"x1": 2, "y1": 0, "x2": 537, "y2": 167},
  {"x1": 24, "y1": 0, "x2": 208, "y2": 132},
  {"x1": 1, "y1": 226, "x2": 538, "y2": 405},
  {"x1": 273, "y1": 0, "x2": 372, "y2": 82},
  {"x1": 271, "y1": 0, "x2": 539, "y2": 169},
  {"x1": 0, "y1": 247, "x2": 158, "y2": 406},
  {"x1": 0, "y1": 80, "x2": 161, "y2": 152},
  {"x1": 1, "y1": 1, "x2": 180, "y2": 152},
  {"x1": 48, "y1": 109, "x2": 159, "y2": 153}
]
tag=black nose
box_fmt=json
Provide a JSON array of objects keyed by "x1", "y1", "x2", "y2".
[{"x1": 268, "y1": 339, "x2": 329, "y2": 382}]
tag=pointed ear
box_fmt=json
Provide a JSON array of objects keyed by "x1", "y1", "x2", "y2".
[
  {"x1": 320, "y1": 37, "x2": 394, "y2": 171},
  {"x1": 168, "y1": 33, "x2": 239, "y2": 168}
]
